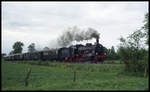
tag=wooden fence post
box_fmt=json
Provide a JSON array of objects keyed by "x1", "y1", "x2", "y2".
[
  {"x1": 73, "y1": 70, "x2": 76, "y2": 82},
  {"x1": 144, "y1": 66, "x2": 147, "y2": 77},
  {"x1": 24, "y1": 68, "x2": 32, "y2": 87}
]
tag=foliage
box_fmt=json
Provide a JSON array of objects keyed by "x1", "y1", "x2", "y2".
[
  {"x1": 2, "y1": 53, "x2": 6, "y2": 60},
  {"x1": 118, "y1": 31, "x2": 147, "y2": 73},
  {"x1": 118, "y1": 13, "x2": 149, "y2": 74},
  {"x1": 104, "y1": 46, "x2": 120, "y2": 60},
  {"x1": 9, "y1": 51, "x2": 14, "y2": 55},
  {"x1": 28, "y1": 43, "x2": 36, "y2": 53},
  {"x1": 12, "y1": 41, "x2": 24, "y2": 54},
  {"x1": 142, "y1": 13, "x2": 149, "y2": 45},
  {"x1": 2, "y1": 61, "x2": 148, "y2": 90}
]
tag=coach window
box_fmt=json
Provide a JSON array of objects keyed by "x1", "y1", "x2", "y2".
[{"x1": 44, "y1": 52, "x2": 49, "y2": 55}]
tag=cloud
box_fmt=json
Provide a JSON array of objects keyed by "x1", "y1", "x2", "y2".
[{"x1": 2, "y1": 1, "x2": 148, "y2": 54}]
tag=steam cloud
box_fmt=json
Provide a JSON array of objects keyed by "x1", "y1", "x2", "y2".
[{"x1": 57, "y1": 26, "x2": 100, "y2": 47}]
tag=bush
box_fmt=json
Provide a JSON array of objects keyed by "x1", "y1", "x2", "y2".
[{"x1": 118, "y1": 46, "x2": 147, "y2": 73}]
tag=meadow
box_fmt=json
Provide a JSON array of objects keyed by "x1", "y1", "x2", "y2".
[{"x1": 2, "y1": 61, "x2": 148, "y2": 91}]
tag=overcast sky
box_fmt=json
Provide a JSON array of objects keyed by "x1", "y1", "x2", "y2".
[{"x1": 2, "y1": 1, "x2": 148, "y2": 54}]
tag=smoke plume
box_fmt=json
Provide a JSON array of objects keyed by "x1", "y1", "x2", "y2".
[{"x1": 57, "y1": 26, "x2": 100, "y2": 47}]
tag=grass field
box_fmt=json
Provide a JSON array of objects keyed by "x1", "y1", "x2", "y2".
[
  {"x1": 104, "y1": 60, "x2": 122, "y2": 64},
  {"x1": 2, "y1": 61, "x2": 148, "y2": 91}
]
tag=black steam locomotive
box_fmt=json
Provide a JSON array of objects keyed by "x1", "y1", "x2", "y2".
[{"x1": 4, "y1": 38, "x2": 106, "y2": 63}]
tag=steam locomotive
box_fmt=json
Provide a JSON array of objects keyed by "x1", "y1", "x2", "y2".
[{"x1": 4, "y1": 38, "x2": 106, "y2": 63}]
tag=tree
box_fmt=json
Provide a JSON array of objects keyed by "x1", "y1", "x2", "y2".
[
  {"x1": 28, "y1": 43, "x2": 36, "y2": 53},
  {"x1": 2, "y1": 53, "x2": 6, "y2": 57},
  {"x1": 9, "y1": 51, "x2": 14, "y2": 55},
  {"x1": 142, "y1": 13, "x2": 149, "y2": 45},
  {"x1": 13, "y1": 41, "x2": 24, "y2": 54},
  {"x1": 118, "y1": 29, "x2": 146, "y2": 72},
  {"x1": 110, "y1": 46, "x2": 116, "y2": 59},
  {"x1": 141, "y1": 12, "x2": 149, "y2": 76},
  {"x1": 103, "y1": 47, "x2": 111, "y2": 60},
  {"x1": 118, "y1": 13, "x2": 148, "y2": 76},
  {"x1": 2, "y1": 53, "x2": 6, "y2": 60},
  {"x1": 103, "y1": 46, "x2": 119, "y2": 60}
]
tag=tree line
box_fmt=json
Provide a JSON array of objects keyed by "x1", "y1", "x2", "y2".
[
  {"x1": 9, "y1": 42, "x2": 37, "y2": 54},
  {"x1": 2, "y1": 42, "x2": 50, "y2": 58},
  {"x1": 117, "y1": 12, "x2": 149, "y2": 76},
  {"x1": 103, "y1": 46, "x2": 120, "y2": 60}
]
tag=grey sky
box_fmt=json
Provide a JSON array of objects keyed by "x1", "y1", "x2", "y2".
[{"x1": 2, "y1": 1, "x2": 148, "y2": 54}]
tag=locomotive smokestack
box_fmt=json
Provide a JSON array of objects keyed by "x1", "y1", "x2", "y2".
[{"x1": 96, "y1": 37, "x2": 99, "y2": 44}]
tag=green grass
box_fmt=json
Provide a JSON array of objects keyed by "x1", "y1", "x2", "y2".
[
  {"x1": 104, "y1": 60, "x2": 121, "y2": 64},
  {"x1": 2, "y1": 61, "x2": 148, "y2": 91}
]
